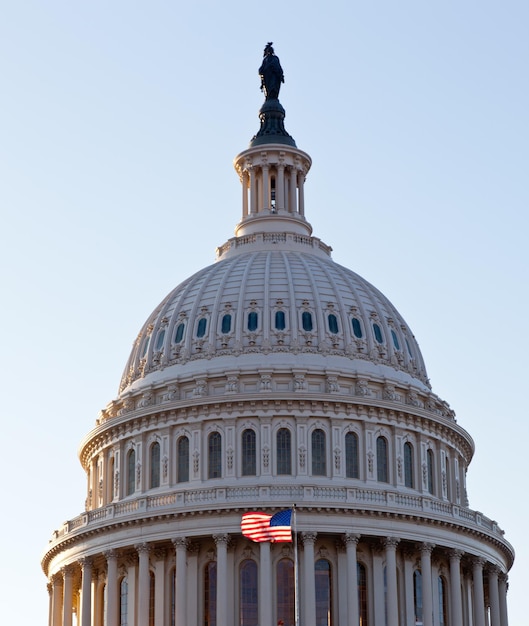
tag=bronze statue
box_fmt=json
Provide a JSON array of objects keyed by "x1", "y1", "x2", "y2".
[{"x1": 259, "y1": 42, "x2": 284, "y2": 100}]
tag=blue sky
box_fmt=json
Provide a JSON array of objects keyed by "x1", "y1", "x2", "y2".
[{"x1": 1, "y1": 2, "x2": 527, "y2": 623}]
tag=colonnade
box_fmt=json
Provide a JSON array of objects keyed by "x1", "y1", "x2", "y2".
[{"x1": 47, "y1": 533, "x2": 509, "y2": 626}]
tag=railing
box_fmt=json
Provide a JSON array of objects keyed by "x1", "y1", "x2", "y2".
[{"x1": 53, "y1": 484, "x2": 505, "y2": 545}]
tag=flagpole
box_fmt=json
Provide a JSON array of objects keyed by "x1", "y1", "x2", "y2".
[{"x1": 293, "y1": 504, "x2": 299, "y2": 626}]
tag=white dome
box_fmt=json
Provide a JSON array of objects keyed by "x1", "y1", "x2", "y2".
[{"x1": 119, "y1": 244, "x2": 429, "y2": 397}]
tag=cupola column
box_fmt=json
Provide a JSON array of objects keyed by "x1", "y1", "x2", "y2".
[
  {"x1": 277, "y1": 160, "x2": 285, "y2": 210},
  {"x1": 136, "y1": 543, "x2": 151, "y2": 626},
  {"x1": 488, "y1": 566, "x2": 501, "y2": 626},
  {"x1": 298, "y1": 169, "x2": 306, "y2": 217},
  {"x1": 498, "y1": 573, "x2": 509, "y2": 626},
  {"x1": 242, "y1": 170, "x2": 249, "y2": 217},
  {"x1": 261, "y1": 157, "x2": 270, "y2": 210},
  {"x1": 104, "y1": 550, "x2": 119, "y2": 626},
  {"x1": 79, "y1": 558, "x2": 93, "y2": 626},
  {"x1": 385, "y1": 538, "x2": 400, "y2": 626},
  {"x1": 173, "y1": 538, "x2": 189, "y2": 626},
  {"x1": 51, "y1": 575, "x2": 63, "y2": 626},
  {"x1": 249, "y1": 167, "x2": 257, "y2": 214},
  {"x1": 420, "y1": 543, "x2": 435, "y2": 626},
  {"x1": 61, "y1": 566, "x2": 74, "y2": 626},
  {"x1": 213, "y1": 534, "x2": 229, "y2": 626},
  {"x1": 301, "y1": 532, "x2": 317, "y2": 626},
  {"x1": 344, "y1": 533, "x2": 360, "y2": 626},
  {"x1": 448, "y1": 549, "x2": 463, "y2": 626},
  {"x1": 472, "y1": 557, "x2": 486, "y2": 626},
  {"x1": 289, "y1": 167, "x2": 297, "y2": 214},
  {"x1": 259, "y1": 541, "x2": 272, "y2": 626}
]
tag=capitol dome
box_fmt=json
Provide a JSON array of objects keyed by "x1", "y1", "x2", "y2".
[{"x1": 43, "y1": 46, "x2": 513, "y2": 626}]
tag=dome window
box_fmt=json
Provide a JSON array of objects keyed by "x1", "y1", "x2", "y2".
[
  {"x1": 248, "y1": 311, "x2": 258, "y2": 332},
  {"x1": 140, "y1": 336, "x2": 150, "y2": 358},
  {"x1": 155, "y1": 330, "x2": 165, "y2": 351},
  {"x1": 302, "y1": 311, "x2": 313, "y2": 332},
  {"x1": 391, "y1": 330, "x2": 400, "y2": 350},
  {"x1": 373, "y1": 323, "x2": 384, "y2": 344},
  {"x1": 221, "y1": 314, "x2": 232, "y2": 334},
  {"x1": 275, "y1": 310, "x2": 286, "y2": 331},
  {"x1": 328, "y1": 314, "x2": 339, "y2": 334},
  {"x1": 351, "y1": 317, "x2": 363, "y2": 338},
  {"x1": 406, "y1": 338, "x2": 414, "y2": 359},
  {"x1": 174, "y1": 323, "x2": 185, "y2": 344},
  {"x1": 196, "y1": 318, "x2": 207, "y2": 338}
]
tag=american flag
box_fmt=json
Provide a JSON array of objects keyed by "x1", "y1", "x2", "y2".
[{"x1": 241, "y1": 509, "x2": 292, "y2": 542}]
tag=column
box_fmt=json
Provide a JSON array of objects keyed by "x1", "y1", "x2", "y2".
[
  {"x1": 259, "y1": 541, "x2": 272, "y2": 626},
  {"x1": 213, "y1": 534, "x2": 229, "y2": 626},
  {"x1": 289, "y1": 168, "x2": 297, "y2": 213},
  {"x1": 344, "y1": 534, "x2": 360, "y2": 626},
  {"x1": 498, "y1": 573, "x2": 509, "y2": 626},
  {"x1": 79, "y1": 558, "x2": 93, "y2": 626},
  {"x1": 402, "y1": 553, "x2": 415, "y2": 626},
  {"x1": 262, "y1": 160, "x2": 269, "y2": 210},
  {"x1": 242, "y1": 171, "x2": 249, "y2": 217},
  {"x1": 301, "y1": 532, "x2": 317, "y2": 626},
  {"x1": 249, "y1": 168, "x2": 257, "y2": 214},
  {"x1": 420, "y1": 543, "x2": 434, "y2": 626},
  {"x1": 488, "y1": 566, "x2": 501, "y2": 626},
  {"x1": 105, "y1": 550, "x2": 119, "y2": 626},
  {"x1": 298, "y1": 170, "x2": 305, "y2": 216},
  {"x1": 154, "y1": 549, "x2": 166, "y2": 626},
  {"x1": 277, "y1": 162, "x2": 285, "y2": 210},
  {"x1": 136, "y1": 543, "x2": 151, "y2": 626},
  {"x1": 385, "y1": 538, "x2": 400, "y2": 626},
  {"x1": 62, "y1": 566, "x2": 74, "y2": 626},
  {"x1": 126, "y1": 553, "x2": 138, "y2": 626},
  {"x1": 448, "y1": 549, "x2": 463, "y2": 626},
  {"x1": 173, "y1": 538, "x2": 189, "y2": 626},
  {"x1": 51, "y1": 575, "x2": 63, "y2": 626},
  {"x1": 372, "y1": 546, "x2": 385, "y2": 626},
  {"x1": 472, "y1": 557, "x2": 486, "y2": 626},
  {"x1": 47, "y1": 582, "x2": 53, "y2": 626}
]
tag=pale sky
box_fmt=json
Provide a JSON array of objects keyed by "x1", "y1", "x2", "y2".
[{"x1": 1, "y1": 2, "x2": 527, "y2": 624}]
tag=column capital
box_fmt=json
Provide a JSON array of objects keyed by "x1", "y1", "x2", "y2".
[
  {"x1": 487, "y1": 564, "x2": 501, "y2": 577},
  {"x1": 135, "y1": 542, "x2": 151, "y2": 555},
  {"x1": 471, "y1": 556, "x2": 486, "y2": 569},
  {"x1": 448, "y1": 548, "x2": 464, "y2": 561},
  {"x1": 61, "y1": 564, "x2": 75, "y2": 577},
  {"x1": 301, "y1": 531, "x2": 317, "y2": 546},
  {"x1": 213, "y1": 533, "x2": 230, "y2": 547},
  {"x1": 343, "y1": 533, "x2": 360, "y2": 547},
  {"x1": 420, "y1": 542, "x2": 435, "y2": 556},
  {"x1": 104, "y1": 549, "x2": 118, "y2": 561},
  {"x1": 384, "y1": 537, "x2": 400, "y2": 550},
  {"x1": 172, "y1": 537, "x2": 189, "y2": 550},
  {"x1": 79, "y1": 557, "x2": 93, "y2": 571}
]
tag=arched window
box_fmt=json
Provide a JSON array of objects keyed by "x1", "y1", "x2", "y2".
[
  {"x1": 174, "y1": 322, "x2": 185, "y2": 344},
  {"x1": 358, "y1": 563, "x2": 368, "y2": 626},
  {"x1": 119, "y1": 577, "x2": 128, "y2": 626},
  {"x1": 376, "y1": 436, "x2": 388, "y2": 483},
  {"x1": 438, "y1": 576, "x2": 448, "y2": 626},
  {"x1": 373, "y1": 323, "x2": 384, "y2": 344},
  {"x1": 328, "y1": 313, "x2": 339, "y2": 334},
  {"x1": 312, "y1": 429, "x2": 326, "y2": 476},
  {"x1": 445, "y1": 456, "x2": 451, "y2": 500},
  {"x1": 141, "y1": 336, "x2": 150, "y2": 358},
  {"x1": 315, "y1": 559, "x2": 332, "y2": 626},
  {"x1": 208, "y1": 432, "x2": 222, "y2": 479},
  {"x1": 352, "y1": 317, "x2": 363, "y2": 338},
  {"x1": 108, "y1": 455, "x2": 115, "y2": 502},
  {"x1": 275, "y1": 310, "x2": 286, "y2": 331},
  {"x1": 177, "y1": 436, "x2": 189, "y2": 483},
  {"x1": 149, "y1": 571, "x2": 155, "y2": 626},
  {"x1": 413, "y1": 570, "x2": 423, "y2": 625},
  {"x1": 221, "y1": 314, "x2": 232, "y2": 334},
  {"x1": 391, "y1": 329, "x2": 400, "y2": 350},
  {"x1": 345, "y1": 432, "x2": 359, "y2": 479},
  {"x1": 277, "y1": 428, "x2": 292, "y2": 475},
  {"x1": 127, "y1": 449, "x2": 135, "y2": 496},
  {"x1": 276, "y1": 559, "x2": 294, "y2": 626},
  {"x1": 197, "y1": 318, "x2": 207, "y2": 338},
  {"x1": 248, "y1": 311, "x2": 258, "y2": 332},
  {"x1": 204, "y1": 561, "x2": 217, "y2": 626},
  {"x1": 404, "y1": 442, "x2": 414, "y2": 488},
  {"x1": 240, "y1": 560, "x2": 258, "y2": 626},
  {"x1": 155, "y1": 329, "x2": 165, "y2": 351},
  {"x1": 427, "y1": 449, "x2": 434, "y2": 495},
  {"x1": 150, "y1": 442, "x2": 160, "y2": 489},
  {"x1": 242, "y1": 429, "x2": 256, "y2": 476},
  {"x1": 302, "y1": 311, "x2": 313, "y2": 332}
]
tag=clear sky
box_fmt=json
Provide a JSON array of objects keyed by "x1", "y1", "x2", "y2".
[{"x1": 1, "y1": 2, "x2": 527, "y2": 624}]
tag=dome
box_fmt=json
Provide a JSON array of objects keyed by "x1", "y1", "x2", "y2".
[{"x1": 119, "y1": 245, "x2": 430, "y2": 397}]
